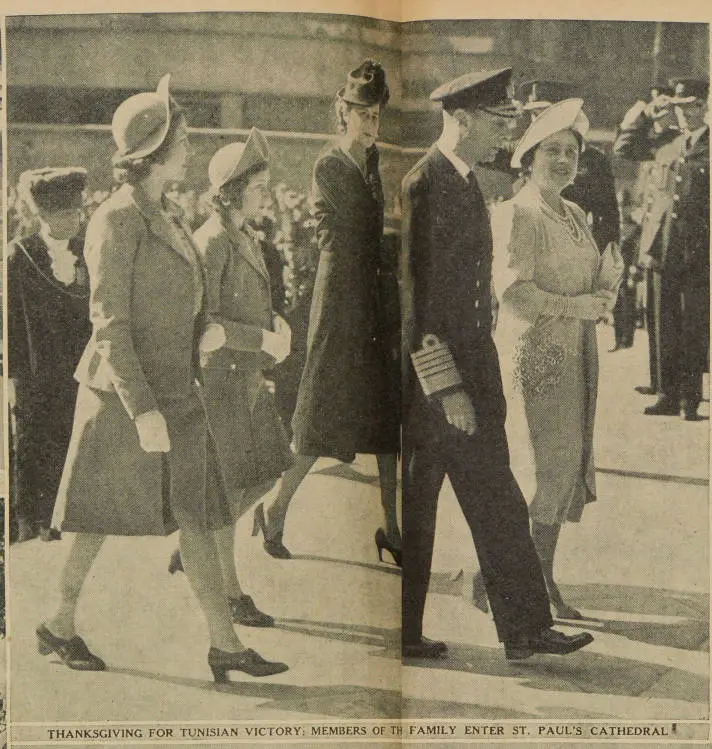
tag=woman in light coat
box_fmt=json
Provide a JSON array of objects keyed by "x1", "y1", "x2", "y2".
[
  {"x1": 168, "y1": 129, "x2": 293, "y2": 628},
  {"x1": 492, "y1": 99, "x2": 622, "y2": 619},
  {"x1": 39, "y1": 76, "x2": 287, "y2": 682}
]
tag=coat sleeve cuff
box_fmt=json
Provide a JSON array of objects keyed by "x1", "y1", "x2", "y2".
[
  {"x1": 410, "y1": 334, "x2": 463, "y2": 397},
  {"x1": 114, "y1": 381, "x2": 160, "y2": 421}
]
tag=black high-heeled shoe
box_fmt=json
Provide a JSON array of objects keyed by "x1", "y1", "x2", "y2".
[
  {"x1": 252, "y1": 503, "x2": 292, "y2": 559},
  {"x1": 168, "y1": 548, "x2": 184, "y2": 575},
  {"x1": 375, "y1": 528, "x2": 402, "y2": 566},
  {"x1": 208, "y1": 646, "x2": 288, "y2": 682}
]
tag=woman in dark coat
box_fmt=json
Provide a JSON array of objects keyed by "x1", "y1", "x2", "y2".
[
  {"x1": 38, "y1": 76, "x2": 287, "y2": 681},
  {"x1": 168, "y1": 129, "x2": 294, "y2": 627},
  {"x1": 252, "y1": 60, "x2": 401, "y2": 564},
  {"x1": 7, "y1": 168, "x2": 92, "y2": 542}
]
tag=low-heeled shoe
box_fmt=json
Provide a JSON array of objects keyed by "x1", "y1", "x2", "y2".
[
  {"x1": 208, "y1": 647, "x2": 288, "y2": 682},
  {"x1": 36, "y1": 625, "x2": 106, "y2": 671},
  {"x1": 229, "y1": 595, "x2": 275, "y2": 627}
]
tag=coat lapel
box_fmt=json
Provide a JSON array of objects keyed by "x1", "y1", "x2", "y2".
[
  {"x1": 223, "y1": 217, "x2": 270, "y2": 286},
  {"x1": 129, "y1": 185, "x2": 199, "y2": 268}
]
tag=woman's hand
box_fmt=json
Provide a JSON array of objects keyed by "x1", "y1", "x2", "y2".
[
  {"x1": 441, "y1": 390, "x2": 477, "y2": 436},
  {"x1": 199, "y1": 323, "x2": 227, "y2": 354},
  {"x1": 569, "y1": 294, "x2": 610, "y2": 321},
  {"x1": 135, "y1": 409, "x2": 171, "y2": 453},
  {"x1": 273, "y1": 313, "x2": 292, "y2": 355},
  {"x1": 261, "y1": 329, "x2": 290, "y2": 364}
]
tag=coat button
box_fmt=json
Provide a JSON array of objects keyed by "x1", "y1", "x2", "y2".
[
  {"x1": 675, "y1": 175, "x2": 682, "y2": 182},
  {"x1": 476, "y1": 320, "x2": 481, "y2": 328},
  {"x1": 230, "y1": 364, "x2": 237, "y2": 371},
  {"x1": 673, "y1": 194, "x2": 679, "y2": 201},
  {"x1": 475, "y1": 299, "x2": 480, "y2": 308},
  {"x1": 671, "y1": 212, "x2": 678, "y2": 219},
  {"x1": 476, "y1": 281, "x2": 481, "y2": 288}
]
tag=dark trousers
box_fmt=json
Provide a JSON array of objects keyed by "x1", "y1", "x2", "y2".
[
  {"x1": 652, "y1": 269, "x2": 708, "y2": 408},
  {"x1": 645, "y1": 269, "x2": 659, "y2": 392},
  {"x1": 613, "y1": 277, "x2": 636, "y2": 348},
  {"x1": 402, "y1": 440, "x2": 553, "y2": 644}
]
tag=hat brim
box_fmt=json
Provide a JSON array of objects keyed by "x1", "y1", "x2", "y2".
[
  {"x1": 511, "y1": 98, "x2": 589, "y2": 169},
  {"x1": 209, "y1": 127, "x2": 271, "y2": 190},
  {"x1": 112, "y1": 74, "x2": 172, "y2": 165}
]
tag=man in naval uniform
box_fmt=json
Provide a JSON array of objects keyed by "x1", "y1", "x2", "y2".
[
  {"x1": 614, "y1": 78, "x2": 709, "y2": 420},
  {"x1": 400, "y1": 68, "x2": 594, "y2": 660}
]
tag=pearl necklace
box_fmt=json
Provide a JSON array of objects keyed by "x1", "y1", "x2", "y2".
[{"x1": 539, "y1": 194, "x2": 586, "y2": 244}]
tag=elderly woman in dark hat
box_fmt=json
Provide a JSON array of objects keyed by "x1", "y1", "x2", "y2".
[
  {"x1": 38, "y1": 76, "x2": 287, "y2": 681},
  {"x1": 492, "y1": 99, "x2": 622, "y2": 619},
  {"x1": 7, "y1": 167, "x2": 92, "y2": 543},
  {"x1": 167, "y1": 129, "x2": 294, "y2": 628},
  {"x1": 252, "y1": 60, "x2": 401, "y2": 564}
]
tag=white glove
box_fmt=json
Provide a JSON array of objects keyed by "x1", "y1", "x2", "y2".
[
  {"x1": 273, "y1": 313, "x2": 292, "y2": 354},
  {"x1": 135, "y1": 409, "x2": 171, "y2": 453},
  {"x1": 261, "y1": 329, "x2": 290, "y2": 364},
  {"x1": 199, "y1": 323, "x2": 227, "y2": 354}
]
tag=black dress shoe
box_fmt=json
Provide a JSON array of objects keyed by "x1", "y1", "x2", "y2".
[
  {"x1": 36, "y1": 625, "x2": 106, "y2": 671},
  {"x1": 208, "y1": 647, "x2": 288, "y2": 682},
  {"x1": 402, "y1": 637, "x2": 448, "y2": 658},
  {"x1": 506, "y1": 628, "x2": 593, "y2": 660},
  {"x1": 634, "y1": 385, "x2": 657, "y2": 395},
  {"x1": 644, "y1": 398, "x2": 680, "y2": 416},
  {"x1": 39, "y1": 526, "x2": 61, "y2": 542},
  {"x1": 229, "y1": 595, "x2": 274, "y2": 627}
]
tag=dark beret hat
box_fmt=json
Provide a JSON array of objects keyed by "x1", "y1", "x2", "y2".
[
  {"x1": 430, "y1": 67, "x2": 514, "y2": 111},
  {"x1": 339, "y1": 59, "x2": 390, "y2": 107},
  {"x1": 18, "y1": 167, "x2": 88, "y2": 213}
]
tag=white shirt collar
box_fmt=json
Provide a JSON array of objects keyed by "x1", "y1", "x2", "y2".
[
  {"x1": 437, "y1": 139, "x2": 472, "y2": 181},
  {"x1": 39, "y1": 226, "x2": 71, "y2": 255}
]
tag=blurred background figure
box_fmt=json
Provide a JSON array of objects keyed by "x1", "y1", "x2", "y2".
[
  {"x1": 7, "y1": 168, "x2": 92, "y2": 543},
  {"x1": 613, "y1": 77, "x2": 710, "y2": 420},
  {"x1": 611, "y1": 189, "x2": 642, "y2": 351}
]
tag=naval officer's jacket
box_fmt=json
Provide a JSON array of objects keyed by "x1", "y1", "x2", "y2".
[
  {"x1": 401, "y1": 144, "x2": 509, "y2": 467},
  {"x1": 613, "y1": 101, "x2": 709, "y2": 284}
]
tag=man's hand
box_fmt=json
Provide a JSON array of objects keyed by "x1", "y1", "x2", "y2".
[{"x1": 441, "y1": 390, "x2": 477, "y2": 436}]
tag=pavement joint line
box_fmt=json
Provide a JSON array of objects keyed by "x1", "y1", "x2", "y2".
[{"x1": 595, "y1": 466, "x2": 709, "y2": 486}]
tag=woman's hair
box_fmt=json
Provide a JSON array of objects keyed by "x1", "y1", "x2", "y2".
[
  {"x1": 334, "y1": 95, "x2": 356, "y2": 135},
  {"x1": 519, "y1": 128, "x2": 584, "y2": 174},
  {"x1": 113, "y1": 100, "x2": 186, "y2": 185},
  {"x1": 210, "y1": 162, "x2": 267, "y2": 218}
]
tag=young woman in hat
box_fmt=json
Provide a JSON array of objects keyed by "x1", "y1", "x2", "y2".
[
  {"x1": 167, "y1": 129, "x2": 293, "y2": 628},
  {"x1": 252, "y1": 60, "x2": 401, "y2": 564},
  {"x1": 491, "y1": 99, "x2": 623, "y2": 619},
  {"x1": 38, "y1": 76, "x2": 288, "y2": 681},
  {"x1": 7, "y1": 168, "x2": 92, "y2": 543}
]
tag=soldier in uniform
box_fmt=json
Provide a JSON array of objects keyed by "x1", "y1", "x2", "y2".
[
  {"x1": 400, "y1": 68, "x2": 594, "y2": 660},
  {"x1": 614, "y1": 78, "x2": 709, "y2": 420},
  {"x1": 7, "y1": 168, "x2": 92, "y2": 542}
]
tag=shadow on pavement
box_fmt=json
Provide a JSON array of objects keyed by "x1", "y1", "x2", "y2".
[
  {"x1": 403, "y1": 642, "x2": 707, "y2": 706},
  {"x1": 555, "y1": 584, "x2": 709, "y2": 651},
  {"x1": 289, "y1": 553, "x2": 401, "y2": 576},
  {"x1": 104, "y1": 665, "x2": 402, "y2": 719},
  {"x1": 276, "y1": 617, "x2": 401, "y2": 656}
]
